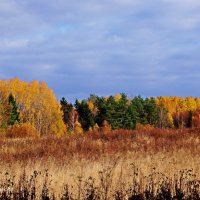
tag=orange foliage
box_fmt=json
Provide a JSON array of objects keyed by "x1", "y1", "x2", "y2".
[
  {"x1": 74, "y1": 121, "x2": 83, "y2": 135},
  {"x1": 135, "y1": 123, "x2": 154, "y2": 131},
  {"x1": 6, "y1": 123, "x2": 39, "y2": 138},
  {"x1": 192, "y1": 109, "x2": 200, "y2": 127},
  {"x1": 93, "y1": 123, "x2": 100, "y2": 132},
  {"x1": 101, "y1": 120, "x2": 111, "y2": 133}
]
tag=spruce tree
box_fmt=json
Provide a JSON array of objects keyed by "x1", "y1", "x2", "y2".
[
  {"x1": 75, "y1": 99, "x2": 95, "y2": 131},
  {"x1": 8, "y1": 94, "x2": 20, "y2": 125},
  {"x1": 60, "y1": 97, "x2": 73, "y2": 124}
]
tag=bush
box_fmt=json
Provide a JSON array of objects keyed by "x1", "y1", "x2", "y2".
[
  {"x1": 135, "y1": 123, "x2": 154, "y2": 131},
  {"x1": 101, "y1": 120, "x2": 112, "y2": 133},
  {"x1": 0, "y1": 128, "x2": 7, "y2": 138},
  {"x1": 6, "y1": 123, "x2": 39, "y2": 138},
  {"x1": 74, "y1": 121, "x2": 83, "y2": 135}
]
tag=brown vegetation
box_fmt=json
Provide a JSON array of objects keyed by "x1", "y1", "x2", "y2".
[
  {"x1": 0, "y1": 128, "x2": 199, "y2": 199},
  {"x1": 6, "y1": 123, "x2": 39, "y2": 138}
]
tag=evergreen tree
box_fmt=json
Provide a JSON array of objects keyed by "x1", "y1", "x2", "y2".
[
  {"x1": 105, "y1": 96, "x2": 119, "y2": 129},
  {"x1": 95, "y1": 96, "x2": 108, "y2": 126},
  {"x1": 8, "y1": 94, "x2": 20, "y2": 125},
  {"x1": 75, "y1": 99, "x2": 95, "y2": 131},
  {"x1": 60, "y1": 97, "x2": 73, "y2": 125},
  {"x1": 144, "y1": 97, "x2": 160, "y2": 126},
  {"x1": 125, "y1": 104, "x2": 138, "y2": 129},
  {"x1": 96, "y1": 94, "x2": 131, "y2": 130},
  {"x1": 130, "y1": 96, "x2": 147, "y2": 125}
]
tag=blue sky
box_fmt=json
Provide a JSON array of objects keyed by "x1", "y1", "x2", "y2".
[{"x1": 0, "y1": 0, "x2": 200, "y2": 101}]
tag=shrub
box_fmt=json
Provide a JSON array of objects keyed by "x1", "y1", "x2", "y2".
[
  {"x1": 101, "y1": 120, "x2": 112, "y2": 133},
  {"x1": 0, "y1": 128, "x2": 7, "y2": 138},
  {"x1": 93, "y1": 123, "x2": 100, "y2": 132},
  {"x1": 135, "y1": 123, "x2": 154, "y2": 131},
  {"x1": 74, "y1": 121, "x2": 83, "y2": 135},
  {"x1": 6, "y1": 123, "x2": 39, "y2": 138}
]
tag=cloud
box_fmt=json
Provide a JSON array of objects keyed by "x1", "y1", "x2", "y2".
[{"x1": 0, "y1": 0, "x2": 200, "y2": 101}]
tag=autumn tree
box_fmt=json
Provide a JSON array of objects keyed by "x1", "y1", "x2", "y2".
[
  {"x1": 87, "y1": 94, "x2": 98, "y2": 115},
  {"x1": 156, "y1": 97, "x2": 174, "y2": 128},
  {"x1": 192, "y1": 109, "x2": 200, "y2": 127},
  {"x1": 0, "y1": 78, "x2": 66, "y2": 136},
  {"x1": 155, "y1": 96, "x2": 200, "y2": 128},
  {"x1": 68, "y1": 107, "x2": 79, "y2": 133}
]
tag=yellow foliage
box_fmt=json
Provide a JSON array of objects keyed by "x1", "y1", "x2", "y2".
[
  {"x1": 87, "y1": 101, "x2": 98, "y2": 115},
  {"x1": 157, "y1": 96, "x2": 200, "y2": 114},
  {"x1": 156, "y1": 96, "x2": 200, "y2": 128},
  {"x1": 185, "y1": 96, "x2": 196, "y2": 111},
  {"x1": 114, "y1": 94, "x2": 122, "y2": 102},
  {"x1": 167, "y1": 113, "x2": 174, "y2": 128},
  {"x1": 74, "y1": 121, "x2": 83, "y2": 135},
  {"x1": 93, "y1": 123, "x2": 99, "y2": 132},
  {"x1": 88, "y1": 127, "x2": 93, "y2": 132},
  {"x1": 103, "y1": 96, "x2": 109, "y2": 101},
  {"x1": 135, "y1": 123, "x2": 154, "y2": 131},
  {"x1": 0, "y1": 78, "x2": 65, "y2": 136},
  {"x1": 195, "y1": 98, "x2": 200, "y2": 108}
]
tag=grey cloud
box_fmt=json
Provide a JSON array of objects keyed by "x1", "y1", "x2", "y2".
[{"x1": 0, "y1": 0, "x2": 200, "y2": 101}]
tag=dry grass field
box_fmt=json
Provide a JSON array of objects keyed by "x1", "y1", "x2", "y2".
[{"x1": 0, "y1": 128, "x2": 200, "y2": 199}]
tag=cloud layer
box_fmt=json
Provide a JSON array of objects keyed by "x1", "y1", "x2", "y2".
[{"x1": 1, "y1": 0, "x2": 200, "y2": 101}]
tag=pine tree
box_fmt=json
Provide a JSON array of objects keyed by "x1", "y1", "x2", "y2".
[
  {"x1": 75, "y1": 100, "x2": 95, "y2": 131},
  {"x1": 144, "y1": 97, "x2": 159, "y2": 126},
  {"x1": 60, "y1": 97, "x2": 73, "y2": 125},
  {"x1": 8, "y1": 94, "x2": 20, "y2": 125}
]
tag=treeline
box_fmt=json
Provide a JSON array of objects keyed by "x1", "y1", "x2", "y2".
[
  {"x1": 1, "y1": 78, "x2": 200, "y2": 137},
  {"x1": 61, "y1": 94, "x2": 200, "y2": 133}
]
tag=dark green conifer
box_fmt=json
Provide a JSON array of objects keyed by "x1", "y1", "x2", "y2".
[{"x1": 8, "y1": 94, "x2": 20, "y2": 125}]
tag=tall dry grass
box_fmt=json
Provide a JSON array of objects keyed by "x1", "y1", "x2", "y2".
[{"x1": 0, "y1": 128, "x2": 200, "y2": 199}]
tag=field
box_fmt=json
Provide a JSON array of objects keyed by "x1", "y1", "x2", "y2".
[{"x1": 0, "y1": 128, "x2": 200, "y2": 199}]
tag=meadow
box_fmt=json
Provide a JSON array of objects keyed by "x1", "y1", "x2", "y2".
[{"x1": 0, "y1": 128, "x2": 200, "y2": 199}]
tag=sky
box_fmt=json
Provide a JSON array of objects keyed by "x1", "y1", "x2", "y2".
[{"x1": 0, "y1": 0, "x2": 200, "y2": 101}]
